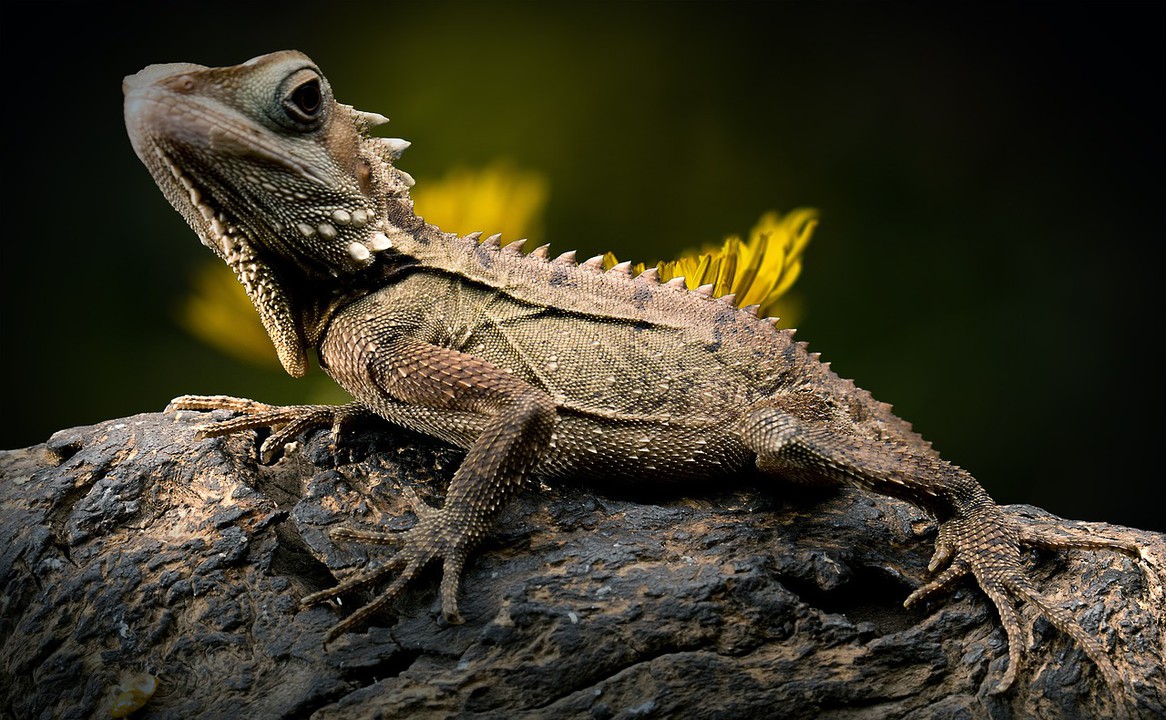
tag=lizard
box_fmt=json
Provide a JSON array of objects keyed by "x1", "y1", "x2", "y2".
[{"x1": 122, "y1": 50, "x2": 1145, "y2": 708}]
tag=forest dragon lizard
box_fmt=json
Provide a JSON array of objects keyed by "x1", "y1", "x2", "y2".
[{"x1": 122, "y1": 50, "x2": 1145, "y2": 708}]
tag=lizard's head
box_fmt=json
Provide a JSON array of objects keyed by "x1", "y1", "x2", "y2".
[{"x1": 124, "y1": 50, "x2": 413, "y2": 376}]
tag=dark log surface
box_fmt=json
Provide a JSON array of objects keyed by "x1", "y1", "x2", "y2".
[{"x1": 1, "y1": 410, "x2": 1162, "y2": 719}]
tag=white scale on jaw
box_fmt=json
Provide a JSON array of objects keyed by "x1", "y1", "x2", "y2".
[{"x1": 154, "y1": 145, "x2": 395, "y2": 267}]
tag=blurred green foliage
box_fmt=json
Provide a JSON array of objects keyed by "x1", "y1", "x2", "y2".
[{"x1": 0, "y1": 2, "x2": 1160, "y2": 530}]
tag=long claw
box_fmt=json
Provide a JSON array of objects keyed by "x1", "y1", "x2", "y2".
[
  {"x1": 978, "y1": 576, "x2": 1024, "y2": 693},
  {"x1": 320, "y1": 557, "x2": 424, "y2": 643},
  {"x1": 904, "y1": 558, "x2": 969, "y2": 608}
]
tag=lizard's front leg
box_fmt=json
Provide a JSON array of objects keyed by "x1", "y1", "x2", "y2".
[
  {"x1": 167, "y1": 395, "x2": 373, "y2": 463},
  {"x1": 738, "y1": 404, "x2": 1142, "y2": 707},
  {"x1": 305, "y1": 315, "x2": 558, "y2": 639}
]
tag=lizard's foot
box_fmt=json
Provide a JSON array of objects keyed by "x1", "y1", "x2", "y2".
[
  {"x1": 904, "y1": 502, "x2": 1141, "y2": 703},
  {"x1": 301, "y1": 486, "x2": 469, "y2": 642},
  {"x1": 167, "y1": 394, "x2": 370, "y2": 462}
]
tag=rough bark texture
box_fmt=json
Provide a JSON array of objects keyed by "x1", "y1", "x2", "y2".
[{"x1": 1, "y1": 411, "x2": 1163, "y2": 719}]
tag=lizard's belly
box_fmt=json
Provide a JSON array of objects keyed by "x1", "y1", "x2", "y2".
[{"x1": 532, "y1": 412, "x2": 754, "y2": 481}]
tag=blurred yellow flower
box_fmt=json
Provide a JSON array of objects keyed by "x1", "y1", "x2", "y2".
[
  {"x1": 180, "y1": 261, "x2": 278, "y2": 367},
  {"x1": 611, "y1": 209, "x2": 818, "y2": 324},
  {"x1": 411, "y1": 161, "x2": 549, "y2": 242}
]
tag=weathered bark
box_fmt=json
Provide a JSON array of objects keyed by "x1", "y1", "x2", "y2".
[{"x1": 1, "y1": 411, "x2": 1162, "y2": 720}]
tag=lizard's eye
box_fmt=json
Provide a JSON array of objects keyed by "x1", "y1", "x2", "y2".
[
  {"x1": 290, "y1": 79, "x2": 321, "y2": 117},
  {"x1": 276, "y1": 68, "x2": 328, "y2": 129}
]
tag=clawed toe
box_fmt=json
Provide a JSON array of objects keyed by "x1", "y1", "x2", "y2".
[
  {"x1": 1018, "y1": 523, "x2": 1142, "y2": 559},
  {"x1": 167, "y1": 394, "x2": 275, "y2": 415},
  {"x1": 258, "y1": 406, "x2": 337, "y2": 462},
  {"x1": 304, "y1": 509, "x2": 472, "y2": 639},
  {"x1": 399, "y1": 484, "x2": 437, "y2": 518},
  {"x1": 915, "y1": 508, "x2": 1137, "y2": 711},
  {"x1": 315, "y1": 556, "x2": 425, "y2": 643},
  {"x1": 904, "y1": 558, "x2": 969, "y2": 608},
  {"x1": 440, "y1": 554, "x2": 466, "y2": 623},
  {"x1": 166, "y1": 395, "x2": 370, "y2": 463},
  {"x1": 926, "y1": 538, "x2": 955, "y2": 573}
]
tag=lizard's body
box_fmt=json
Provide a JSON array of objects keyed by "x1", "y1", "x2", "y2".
[
  {"x1": 323, "y1": 241, "x2": 917, "y2": 479},
  {"x1": 122, "y1": 51, "x2": 1144, "y2": 710}
]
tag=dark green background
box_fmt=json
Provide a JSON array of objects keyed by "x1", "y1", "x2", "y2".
[{"x1": 1, "y1": 2, "x2": 1161, "y2": 530}]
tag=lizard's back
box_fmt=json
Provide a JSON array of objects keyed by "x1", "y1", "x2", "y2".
[{"x1": 361, "y1": 228, "x2": 935, "y2": 480}]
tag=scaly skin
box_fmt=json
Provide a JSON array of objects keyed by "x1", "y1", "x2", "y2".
[{"x1": 125, "y1": 51, "x2": 1144, "y2": 710}]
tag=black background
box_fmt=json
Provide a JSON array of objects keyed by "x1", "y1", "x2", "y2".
[{"x1": 1, "y1": 2, "x2": 1161, "y2": 529}]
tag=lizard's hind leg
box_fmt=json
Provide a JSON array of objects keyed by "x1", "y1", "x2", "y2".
[{"x1": 736, "y1": 403, "x2": 1142, "y2": 712}]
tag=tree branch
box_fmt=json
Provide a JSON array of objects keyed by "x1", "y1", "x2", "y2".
[{"x1": 1, "y1": 411, "x2": 1162, "y2": 719}]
